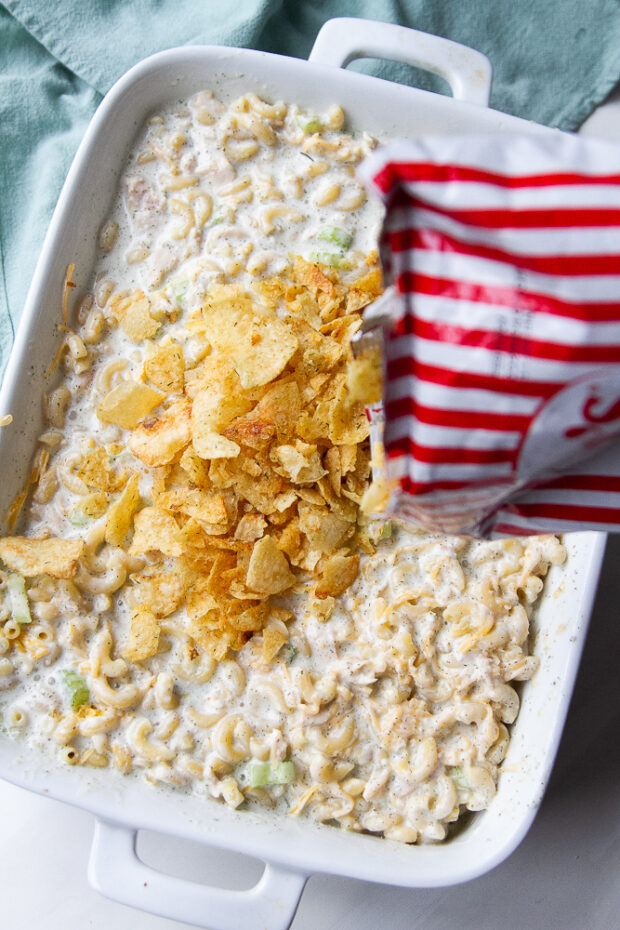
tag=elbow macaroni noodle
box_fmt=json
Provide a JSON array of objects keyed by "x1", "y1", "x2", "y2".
[{"x1": 0, "y1": 88, "x2": 568, "y2": 846}]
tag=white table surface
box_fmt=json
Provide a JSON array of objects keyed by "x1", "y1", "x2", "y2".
[{"x1": 2, "y1": 89, "x2": 620, "y2": 930}]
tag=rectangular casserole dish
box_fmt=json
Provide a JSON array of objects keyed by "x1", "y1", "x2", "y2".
[{"x1": 0, "y1": 18, "x2": 607, "y2": 930}]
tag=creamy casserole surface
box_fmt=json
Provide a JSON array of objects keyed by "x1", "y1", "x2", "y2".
[{"x1": 0, "y1": 90, "x2": 566, "y2": 845}]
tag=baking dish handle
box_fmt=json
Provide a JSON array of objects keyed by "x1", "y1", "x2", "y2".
[
  {"x1": 88, "y1": 819, "x2": 308, "y2": 930},
  {"x1": 309, "y1": 17, "x2": 492, "y2": 106}
]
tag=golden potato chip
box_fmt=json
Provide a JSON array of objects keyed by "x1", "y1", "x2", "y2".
[
  {"x1": 144, "y1": 342, "x2": 184, "y2": 393},
  {"x1": 132, "y1": 570, "x2": 185, "y2": 618},
  {"x1": 316, "y1": 476, "x2": 358, "y2": 523},
  {"x1": 201, "y1": 289, "x2": 298, "y2": 389},
  {"x1": 77, "y1": 446, "x2": 125, "y2": 493},
  {"x1": 292, "y1": 257, "x2": 339, "y2": 302},
  {"x1": 97, "y1": 380, "x2": 163, "y2": 430},
  {"x1": 110, "y1": 290, "x2": 160, "y2": 341},
  {"x1": 257, "y1": 381, "x2": 301, "y2": 442},
  {"x1": 310, "y1": 595, "x2": 336, "y2": 622},
  {"x1": 246, "y1": 536, "x2": 295, "y2": 595},
  {"x1": 272, "y1": 490, "x2": 298, "y2": 513},
  {"x1": 186, "y1": 576, "x2": 219, "y2": 622},
  {"x1": 129, "y1": 507, "x2": 183, "y2": 557},
  {"x1": 105, "y1": 473, "x2": 141, "y2": 546},
  {"x1": 346, "y1": 348, "x2": 383, "y2": 406},
  {"x1": 0, "y1": 537, "x2": 84, "y2": 578},
  {"x1": 289, "y1": 318, "x2": 342, "y2": 375},
  {"x1": 179, "y1": 447, "x2": 210, "y2": 488},
  {"x1": 297, "y1": 502, "x2": 352, "y2": 554},
  {"x1": 189, "y1": 625, "x2": 234, "y2": 660},
  {"x1": 287, "y1": 290, "x2": 322, "y2": 330},
  {"x1": 360, "y1": 476, "x2": 392, "y2": 515},
  {"x1": 229, "y1": 601, "x2": 268, "y2": 632},
  {"x1": 324, "y1": 447, "x2": 341, "y2": 496},
  {"x1": 271, "y1": 441, "x2": 326, "y2": 485},
  {"x1": 205, "y1": 551, "x2": 237, "y2": 597},
  {"x1": 223, "y1": 411, "x2": 275, "y2": 449},
  {"x1": 262, "y1": 626, "x2": 288, "y2": 662},
  {"x1": 339, "y1": 444, "x2": 358, "y2": 475},
  {"x1": 315, "y1": 553, "x2": 360, "y2": 598},
  {"x1": 194, "y1": 430, "x2": 240, "y2": 460},
  {"x1": 295, "y1": 487, "x2": 324, "y2": 506},
  {"x1": 80, "y1": 492, "x2": 108, "y2": 518},
  {"x1": 156, "y1": 488, "x2": 228, "y2": 525},
  {"x1": 275, "y1": 518, "x2": 302, "y2": 561},
  {"x1": 129, "y1": 399, "x2": 191, "y2": 466},
  {"x1": 234, "y1": 513, "x2": 267, "y2": 542},
  {"x1": 328, "y1": 382, "x2": 370, "y2": 445},
  {"x1": 122, "y1": 605, "x2": 160, "y2": 661},
  {"x1": 191, "y1": 372, "x2": 250, "y2": 458}
]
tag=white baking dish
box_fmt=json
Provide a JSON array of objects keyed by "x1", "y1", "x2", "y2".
[{"x1": 0, "y1": 18, "x2": 606, "y2": 930}]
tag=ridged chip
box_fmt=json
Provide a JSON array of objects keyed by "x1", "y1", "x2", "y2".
[{"x1": 0, "y1": 537, "x2": 84, "y2": 578}]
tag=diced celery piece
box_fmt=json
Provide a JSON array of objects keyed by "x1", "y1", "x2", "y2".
[
  {"x1": 69, "y1": 508, "x2": 90, "y2": 526},
  {"x1": 318, "y1": 227, "x2": 353, "y2": 250},
  {"x1": 282, "y1": 642, "x2": 298, "y2": 664},
  {"x1": 62, "y1": 670, "x2": 90, "y2": 709},
  {"x1": 209, "y1": 215, "x2": 225, "y2": 227},
  {"x1": 247, "y1": 759, "x2": 295, "y2": 787},
  {"x1": 379, "y1": 521, "x2": 393, "y2": 540},
  {"x1": 448, "y1": 765, "x2": 470, "y2": 792},
  {"x1": 170, "y1": 278, "x2": 189, "y2": 306},
  {"x1": 270, "y1": 760, "x2": 295, "y2": 784},
  {"x1": 247, "y1": 761, "x2": 271, "y2": 787},
  {"x1": 309, "y1": 250, "x2": 343, "y2": 269},
  {"x1": 6, "y1": 573, "x2": 32, "y2": 625},
  {"x1": 297, "y1": 113, "x2": 322, "y2": 134}
]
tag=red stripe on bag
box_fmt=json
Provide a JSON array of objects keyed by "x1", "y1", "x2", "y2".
[
  {"x1": 391, "y1": 313, "x2": 620, "y2": 364},
  {"x1": 386, "y1": 436, "x2": 517, "y2": 465},
  {"x1": 384, "y1": 397, "x2": 531, "y2": 432},
  {"x1": 386, "y1": 358, "x2": 563, "y2": 397},
  {"x1": 540, "y1": 474, "x2": 620, "y2": 492},
  {"x1": 509, "y1": 501, "x2": 620, "y2": 523},
  {"x1": 388, "y1": 226, "x2": 620, "y2": 279},
  {"x1": 398, "y1": 475, "x2": 514, "y2": 495},
  {"x1": 397, "y1": 271, "x2": 620, "y2": 322},
  {"x1": 372, "y1": 162, "x2": 620, "y2": 192},
  {"x1": 389, "y1": 191, "x2": 620, "y2": 229}
]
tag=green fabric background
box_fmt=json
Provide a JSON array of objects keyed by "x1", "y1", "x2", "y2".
[{"x1": 1, "y1": 0, "x2": 619, "y2": 375}]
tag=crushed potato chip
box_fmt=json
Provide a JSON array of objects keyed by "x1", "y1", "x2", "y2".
[
  {"x1": 234, "y1": 513, "x2": 267, "y2": 542},
  {"x1": 262, "y1": 627, "x2": 288, "y2": 662},
  {"x1": 200, "y1": 287, "x2": 298, "y2": 389},
  {"x1": 122, "y1": 605, "x2": 160, "y2": 661},
  {"x1": 156, "y1": 488, "x2": 228, "y2": 525},
  {"x1": 111, "y1": 290, "x2": 160, "y2": 342},
  {"x1": 129, "y1": 507, "x2": 184, "y2": 557},
  {"x1": 315, "y1": 553, "x2": 360, "y2": 598},
  {"x1": 0, "y1": 537, "x2": 84, "y2": 578},
  {"x1": 105, "y1": 473, "x2": 141, "y2": 546},
  {"x1": 131, "y1": 570, "x2": 185, "y2": 617},
  {"x1": 346, "y1": 346, "x2": 383, "y2": 406},
  {"x1": 298, "y1": 502, "x2": 352, "y2": 554},
  {"x1": 129, "y1": 399, "x2": 191, "y2": 466},
  {"x1": 78, "y1": 446, "x2": 125, "y2": 493},
  {"x1": 272, "y1": 441, "x2": 327, "y2": 484},
  {"x1": 97, "y1": 381, "x2": 163, "y2": 430},
  {"x1": 80, "y1": 492, "x2": 108, "y2": 518},
  {"x1": 144, "y1": 342, "x2": 184, "y2": 393},
  {"x1": 246, "y1": 536, "x2": 295, "y2": 595}
]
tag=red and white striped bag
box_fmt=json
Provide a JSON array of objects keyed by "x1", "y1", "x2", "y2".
[{"x1": 359, "y1": 134, "x2": 620, "y2": 537}]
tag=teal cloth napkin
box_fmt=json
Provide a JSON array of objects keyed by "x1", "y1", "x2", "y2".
[{"x1": 1, "y1": 0, "x2": 619, "y2": 376}]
